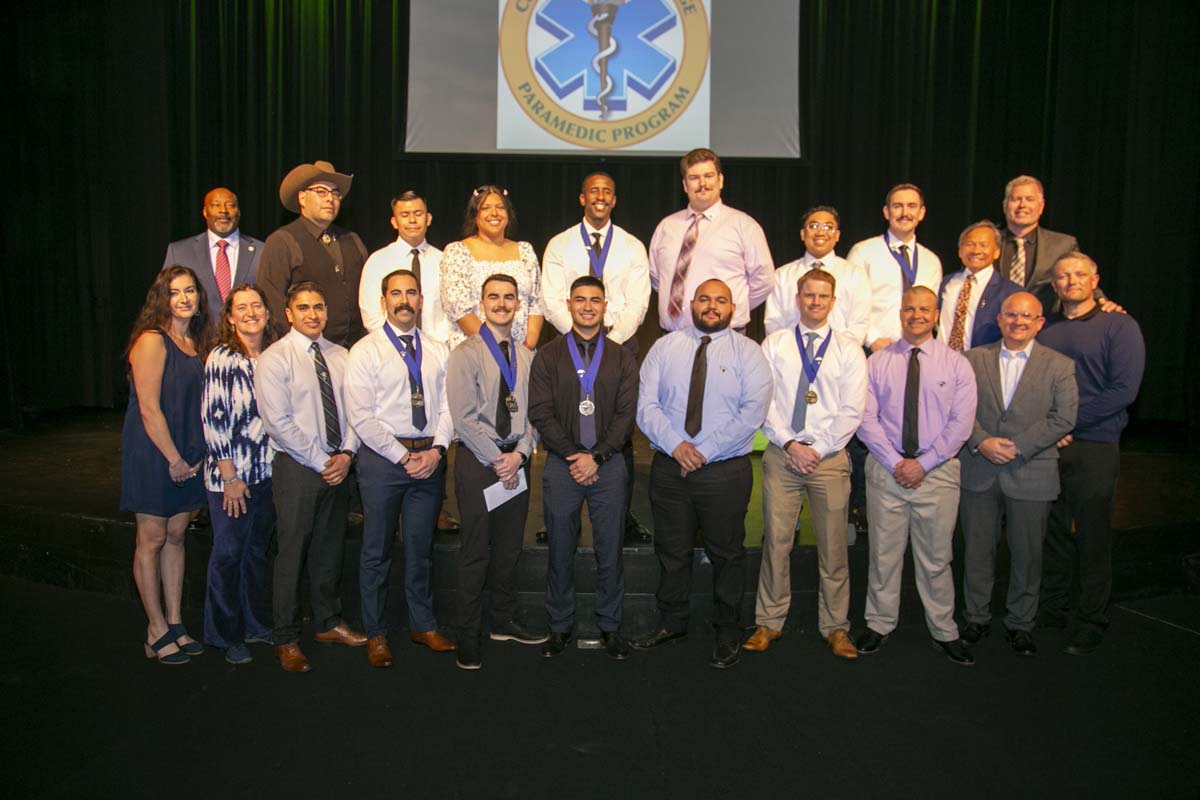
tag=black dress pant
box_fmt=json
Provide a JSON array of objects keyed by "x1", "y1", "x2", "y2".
[
  {"x1": 648, "y1": 452, "x2": 751, "y2": 643},
  {"x1": 271, "y1": 452, "x2": 351, "y2": 644},
  {"x1": 453, "y1": 445, "x2": 530, "y2": 639},
  {"x1": 1042, "y1": 438, "x2": 1120, "y2": 632}
]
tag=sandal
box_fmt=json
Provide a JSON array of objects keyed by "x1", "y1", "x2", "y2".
[
  {"x1": 144, "y1": 630, "x2": 190, "y2": 665},
  {"x1": 168, "y1": 623, "x2": 205, "y2": 656}
]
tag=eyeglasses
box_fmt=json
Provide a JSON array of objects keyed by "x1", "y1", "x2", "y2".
[
  {"x1": 805, "y1": 222, "x2": 836, "y2": 232},
  {"x1": 306, "y1": 186, "x2": 342, "y2": 200},
  {"x1": 1001, "y1": 311, "x2": 1043, "y2": 321}
]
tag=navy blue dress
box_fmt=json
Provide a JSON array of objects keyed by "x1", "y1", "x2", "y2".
[{"x1": 120, "y1": 331, "x2": 206, "y2": 516}]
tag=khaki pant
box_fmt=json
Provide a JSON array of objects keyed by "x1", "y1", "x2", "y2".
[{"x1": 754, "y1": 444, "x2": 851, "y2": 638}]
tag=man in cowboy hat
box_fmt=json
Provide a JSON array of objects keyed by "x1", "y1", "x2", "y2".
[{"x1": 259, "y1": 160, "x2": 369, "y2": 348}]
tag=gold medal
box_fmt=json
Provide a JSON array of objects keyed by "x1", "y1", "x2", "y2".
[{"x1": 805, "y1": 389, "x2": 818, "y2": 405}]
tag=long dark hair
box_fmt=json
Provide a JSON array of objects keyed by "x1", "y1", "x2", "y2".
[
  {"x1": 214, "y1": 283, "x2": 277, "y2": 360},
  {"x1": 461, "y1": 184, "x2": 518, "y2": 239},
  {"x1": 124, "y1": 265, "x2": 214, "y2": 367}
]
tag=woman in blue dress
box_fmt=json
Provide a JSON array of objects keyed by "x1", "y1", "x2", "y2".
[
  {"x1": 121, "y1": 266, "x2": 213, "y2": 664},
  {"x1": 201, "y1": 284, "x2": 277, "y2": 665}
]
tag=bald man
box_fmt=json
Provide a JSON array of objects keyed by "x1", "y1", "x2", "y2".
[{"x1": 162, "y1": 187, "x2": 264, "y2": 320}]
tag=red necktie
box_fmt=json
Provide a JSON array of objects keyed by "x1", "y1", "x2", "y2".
[{"x1": 215, "y1": 240, "x2": 232, "y2": 301}]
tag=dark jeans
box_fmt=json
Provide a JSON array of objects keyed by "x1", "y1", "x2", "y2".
[
  {"x1": 453, "y1": 445, "x2": 530, "y2": 638},
  {"x1": 1042, "y1": 439, "x2": 1120, "y2": 632},
  {"x1": 648, "y1": 452, "x2": 751, "y2": 643},
  {"x1": 203, "y1": 480, "x2": 275, "y2": 648},
  {"x1": 270, "y1": 452, "x2": 351, "y2": 644},
  {"x1": 542, "y1": 453, "x2": 626, "y2": 633},
  {"x1": 357, "y1": 446, "x2": 444, "y2": 639}
]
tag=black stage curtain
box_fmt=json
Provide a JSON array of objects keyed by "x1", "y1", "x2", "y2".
[{"x1": 8, "y1": 0, "x2": 1200, "y2": 438}]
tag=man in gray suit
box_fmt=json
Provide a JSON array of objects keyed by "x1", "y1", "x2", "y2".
[
  {"x1": 162, "y1": 187, "x2": 264, "y2": 321},
  {"x1": 958, "y1": 291, "x2": 1077, "y2": 656},
  {"x1": 998, "y1": 176, "x2": 1079, "y2": 313}
]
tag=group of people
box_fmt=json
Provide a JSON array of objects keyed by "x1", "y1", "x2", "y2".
[{"x1": 121, "y1": 148, "x2": 1144, "y2": 673}]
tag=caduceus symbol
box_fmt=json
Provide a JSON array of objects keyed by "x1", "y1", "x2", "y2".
[{"x1": 585, "y1": 0, "x2": 626, "y2": 119}]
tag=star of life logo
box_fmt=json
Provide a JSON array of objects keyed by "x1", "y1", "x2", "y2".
[{"x1": 498, "y1": 0, "x2": 710, "y2": 151}]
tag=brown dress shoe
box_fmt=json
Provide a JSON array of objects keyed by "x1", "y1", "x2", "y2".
[
  {"x1": 437, "y1": 509, "x2": 460, "y2": 531},
  {"x1": 275, "y1": 643, "x2": 313, "y2": 673},
  {"x1": 827, "y1": 629, "x2": 859, "y2": 660},
  {"x1": 410, "y1": 630, "x2": 457, "y2": 652},
  {"x1": 315, "y1": 622, "x2": 368, "y2": 647},
  {"x1": 742, "y1": 626, "x2": 783, "y2": 652},
  {"x1": 367, "y1": 636, "x2": 394, "y2": 668}
]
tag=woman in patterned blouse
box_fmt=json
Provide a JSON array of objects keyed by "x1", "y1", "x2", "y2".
[
  {"x1": 201, "y1": 284, "x2": 278, "y2": 665},
  {"x1": 439, "y1": 185, "x2": 545, "y2": 350}
]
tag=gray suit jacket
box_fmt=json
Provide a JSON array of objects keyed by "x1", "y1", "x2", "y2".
[
  {"x1": 1021, "y1": 227, "x2": 1078, "y2": 313},
  {"x1": 960, "y1": 340, "x2": 1078, "y2": 500},
  {"x1": 163, "y1": 231, "x2": 264, "y2": 321}
]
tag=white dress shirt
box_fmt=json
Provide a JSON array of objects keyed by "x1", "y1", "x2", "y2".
[
  {"x1": 761, "y1": 323, "x2": 868, "y2": 458},
  {"x1": 541, "y1": 220, "x2": 650, "y2": 344},
  {"x1": 648, "y1": 200, "x2": 774, "y2": 331},
  {"x1": 255, "y1": 328, "x2": 360, "y2": 472},
  {"x1": 358, "y1": 238, "x2": 451, "y2": 341},
  {"x1": 937, "y1": 265, "x2": 994, "y2": 350},
  {"x1": 999, "y1": 339, "x2": 1035, "y2": 410},
  {"x1": 764, "y1": 253, "x2": 873, "y2": 345},
  {"x1": 846, "y1": 233, "x2": 943, "y2": 346},
  {"x1": 207, "y1": 229, "x2": 240, "y2": 281},
  {"x1": 344, "y1": 323, "x2": 454, "y2": 464}
]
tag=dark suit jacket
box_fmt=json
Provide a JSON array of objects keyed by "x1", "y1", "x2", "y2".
[
  {"x1": 938, "y1": 268, "x2": 1022, "y2": 349},
  {"x1": 959, "y1": 340, "x2": 1078, "y2": 501},
  {"x1": 1001, "y1": 226, "x2": 1078, "y2": 313},
  {"x1": 162, "y1": 231, "x2": 264, "y2": 321}
]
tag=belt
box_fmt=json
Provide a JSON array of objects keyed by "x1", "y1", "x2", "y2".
[{"x1": 395, "y1": 436, "x2": 434, "y2": 451}]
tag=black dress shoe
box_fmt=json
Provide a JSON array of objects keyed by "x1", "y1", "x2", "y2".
[
  {"x1": 1064, "y1": 627, "x2": 1103, "y2": 656},
  {"x1": 602, "y1": 631, "x2": 630, "y2": 660},
  {"x1": 932, "y1": 638, "x2": 976, "y2": 666},
  {"x1": 709, "y1": 640, "x2": 740, "y2": 670},
  {"x1": 1005, "y1": 628, "x2": 1038, "y2": 657},
  {"x1": 623, "y1": 513, "x2": 652, "y2": 545},
  {"x1": 962, "y1": 621, "x2": 990, "y2": 646},
  {"x1": 631, "y1": 627, "x2": 687, "y2": 650},
  {"x1": 855, "y1": 628, "x2": 889, "y2": 654},
  {"x1": 541, "y1": 631, "x2": 572, "y2": 658},
  {"x1": 490, "y1": 618, "x2": 549, "y2": 645}
]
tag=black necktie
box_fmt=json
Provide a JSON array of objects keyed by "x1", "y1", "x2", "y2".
[
  {"x1": 898, "y1": 244, "x2": 914, "y2": 292},
  {"x1": 590, "y1": 232, "x2": 601, "y2": 277},
  {"x1": 578, "y1": 339, "x2": 597, "y2": 448},
  {"x1": 400, "y1": 334, "x2": 427, "y2": 430},
  {"x1": 409, "y1": 249, "x2": 423, "y2": 329},
  {"x1": 310, "y1": 341, "x2": 342, "y2": 452},
  {"x1": 497, "y1": 340, "x2": 512, "y2": 440},
  {"x1": 684, "y1": 335, "x2": 711, "y2": 438},
  {"x1": 902, "y1": 347, "x2": 921, "y2": 458}
]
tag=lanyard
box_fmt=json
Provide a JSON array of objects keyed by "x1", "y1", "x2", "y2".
[
  {"x1": 478, "y1": 324, "x2": 516, "y2": 393},
  {"x1": 382, "y1": 324, "x2": 423, "y2": 391},
  {"x1": 579, "y1": 223, "x2": 614, "y2": 277},
  {"x1": 795, "y1": 326, "x2": 833, "y2": 384},
  {"x1": 566, "y1": 332, "x2": 604, "y2": 396},
  {"x1": 884, "y1": 230, "x2": 918, "y2": 286}
]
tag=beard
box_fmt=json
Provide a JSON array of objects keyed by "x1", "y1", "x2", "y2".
[{"x1": 691, "y1": 308, "x2": 730, "y2": 333}]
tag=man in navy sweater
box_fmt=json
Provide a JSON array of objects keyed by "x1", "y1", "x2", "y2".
[{"x1": 1037, "y1": 251, "x2": 1144, "y2": 656}]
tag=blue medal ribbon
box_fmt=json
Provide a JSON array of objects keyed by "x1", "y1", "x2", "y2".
[
  {"x1": 795, "y1": 325, "x2": 833, "y2": 384},
  {"x1": 382, "y1": 323, "x2": 423, "y2": 392},
  {"x1": 579, "y1": 222, "x2": 614, "y2": 278},
  {"x1": 566, "y1": 331, "x2": 604, "y2": 396},
  {"x1": 478, "y1": 324, "x2": 517, "y2": 393},
  {"x1": 884, "y1": 230, "x2": 918, "y2": 286}
]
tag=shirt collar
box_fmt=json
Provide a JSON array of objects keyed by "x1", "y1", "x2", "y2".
[
  {"x1": 688, "y1": 325, "x2": 732, "y2": 342},
  {"x1": 298, "y1": 216, "x2": 331, "y2": 240},
  {"x1": 885, "y1": 230, "x2": 917, "y2": 250},
  {"x1": 960, "y1": 265, "x2": 994, "y2": 284},
  {"x1": 582, "y1": 220, "x2": 612, "y2": 238},
  {"x1": 689, "y1": 199, "x2": 724, "y2": 222},
  {"x1": 207, "y1": 229, "x2": 240, "y2": 249},
  {"x1": 386, "y1": 320, "x2": 418, "y2": 340},
  {"x1": 1001, "y1": 339, "x2": 1035, "y2": 358},
  {"x1": 286, "y1": 327, "x2": 327, "y2": 350},
  {"x1": 397, "y1": 237, "x2": 427, "y2": 251},
  {"x1": 803, "y1": 252, "x2": 836, "y2": 267},
  {"x1": 797, "y1": 321, "x2": 831, "y2": 340}
]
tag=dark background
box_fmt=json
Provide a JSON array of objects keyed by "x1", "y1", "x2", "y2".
[{"x1": 8, "y1": 0, "x2": 1199, "y2": 439}]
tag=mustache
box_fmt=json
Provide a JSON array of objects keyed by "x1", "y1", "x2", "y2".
[{"x1": 392, "y1": 304, "x2": 415, "y2": 314}]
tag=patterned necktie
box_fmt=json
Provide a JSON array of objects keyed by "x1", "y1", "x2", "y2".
[
  {"x1": 496, "y1": 340, "x2": 512, "y2": 440},
  {"x1": 791, "y1": 332, "x2": 818, "y2": 433},
  {"x1": 215, "y1": 240, "x2": 232, "y2": 301},
  {"x1": 668, "y1": 214, "x2": 700, "y2": 320},
  {"x1": 902, "y1": 347, "x2": 921, "y2": 458},
  {"x1": 1010, "y1": 237, "x2": 1027, "y2": 287},
  {"x1": 684, "y1": 335, "x2": 711, "y2": 437},
  {"x1": 947, "y1": 274, "x2": 975, "y2": 352},
  {"x1": 409, "y1": 249, "x2": 422, "y2": 329},
  {"x1": 898, "y1": 244, "x2": 914, "y2": 292},
  {"x1": 400, "y1": 334, "x2": 427, "y2": 430},
  {"x1": 310, "y1": 341, "x2": 342, "y2": 452}
]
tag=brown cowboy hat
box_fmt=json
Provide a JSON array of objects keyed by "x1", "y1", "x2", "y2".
[{"x1": 278, "y1": 160, "x2": 354, "y2": 213}]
